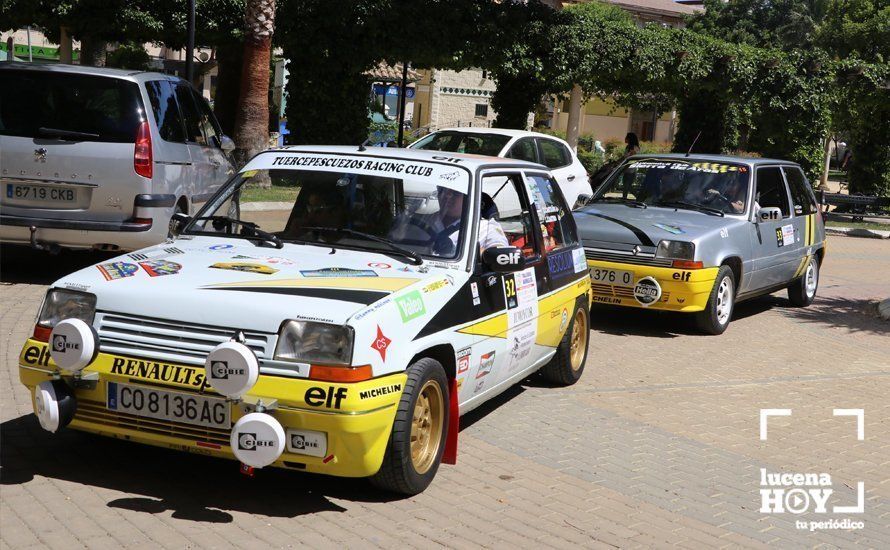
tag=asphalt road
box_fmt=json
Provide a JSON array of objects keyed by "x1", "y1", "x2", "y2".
[{"x1": 1, "y1": 236, "x2": 888, "y2": 549}]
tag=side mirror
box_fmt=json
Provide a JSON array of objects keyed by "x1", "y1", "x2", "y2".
[
  {"x1": 481, "y1": 246, "x2": 526, "y2": 273},
  {"x1": 573, "y1": 194, "x2": 592, "y2": 210},
  {"x1": 757, "y1": 207, "x2": 782, "y2": 223},
  {"x1": 218, "y1": 135, "x2": 236, "y2": 152},
  {"x1": 169, "y1": 212, "x2": 192, "y2": 237}
]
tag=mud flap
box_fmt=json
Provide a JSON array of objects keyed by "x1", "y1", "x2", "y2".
[{"x1": 442, "y1": 377, "x2": 459, "y2": 465}]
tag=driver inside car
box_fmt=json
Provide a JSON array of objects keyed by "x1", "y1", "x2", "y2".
[
  {"x1": 429, "y1": 186, "x2": 508, "y2": 257},
  {"x1": 705, "y1": 173, "x2": 748, "y2": 214}
]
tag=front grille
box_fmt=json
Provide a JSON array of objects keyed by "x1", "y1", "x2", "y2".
[
  {"x1": 96, "y1": 311, "x2": 275, "y2": 367},
  {"x1": 76, "y1": 398, "x2": 231, "y2": 446},
  {"x1": 585, "y1": 248, "x2": 673, "y2": 267}
]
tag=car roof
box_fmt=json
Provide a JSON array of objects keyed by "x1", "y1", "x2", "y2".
[
  {"x1": 0, "y1": 62, "x2": 180, "y2": 82},
  {"x1": 266, "y1": 145, "x2": 548, "y2": 171},
  {"x1": 627, "y1": 153, "x2": 800, "y2": 166},
  {"x1": 433, "y1": 127, "x2": 561, "y2": 140}
]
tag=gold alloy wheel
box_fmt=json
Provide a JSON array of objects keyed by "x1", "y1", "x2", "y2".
[
  {"x1": 410, "y1": 380, "x2": 445, "y2": 474},
  {"x1": 569, "y1": 308, "x2": 588, "y2": 371}
]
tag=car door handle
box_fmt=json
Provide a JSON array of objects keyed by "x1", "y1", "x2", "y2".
[
  {"x1": 210, "y1": 160, "x2": 221, "y2": 168},
  {"x1": 567, "y1": 175, "x2": 576, "y2": 181}
]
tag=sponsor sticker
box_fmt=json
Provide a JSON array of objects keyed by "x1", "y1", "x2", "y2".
[
  {"x1": 422, "y1": 278, "x2": 450, "y2": 294},
  {"x1": 139, "y1": 260, "x2": 182, "y2": 277},
  {"x1": 456, "y1": 347, "x2": 471, "y2": 374},
  {"x1": 652, "y1": 222, "x2": 685, "y2": 235},
  {"x1": 97, "y1": 262, "x2": 138, "y2": 281},
  {"x1": 559, "y1": 308, "x2": 569, "y2": 332},
  {"x1": 572, "y1": 248, "x2": 587, "y2": 273},
  {"x1": 304, "y1": 386, "x2": 348, "y2": 409},
  {"x1": 476, "y1": 351, "x2": 496, "y2": 379},
  {"x1": 368, "y1": 262, "x2": 391, "y2": 269},
  {"x1": 470, "y1": 282, "x2": 481, "y2": 306},
  {"x1": 359, "y1": 383, "x2": 402, "y2": 400},
  {"x1": 395, "y1": 291, "x2": 426, "y2": 323},
  {"x1": 287, "y1": 429, "x2": 327, "y2": 458},
  {"x1": 209, "y1": 244, "x2": 234, "y2": 250},
  {"x1": 300, "y1": 267, "x2": 377, "y2": 277},
  {"x1": 781, "y1": 224, "x2": 795, "y2": 247},
  {"x1": 547, "y1": 249, "x2": 574, "y2": 278},
  {"x1": 371, "y1": 325, "x2": 391, "y2": 361},
  {"x1": 633, "y1": 277, "x2": 662, "y2": 306},
  {"x1": 210, "y1": 262, "x2": 278, "y2": 275}
]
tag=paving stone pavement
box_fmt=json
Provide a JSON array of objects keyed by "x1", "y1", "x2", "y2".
[{"x1": 1, "y1": 236, "x2": 888, "y2": 549}]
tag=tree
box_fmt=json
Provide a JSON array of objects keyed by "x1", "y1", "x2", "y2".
[{"x1": 232, "y1": 0, "x2": 276, "y2": 170}]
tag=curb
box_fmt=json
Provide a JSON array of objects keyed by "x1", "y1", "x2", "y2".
[
  {"x1": 879, "y1": 299, "x2": 890, "y2": 321},
  {"x1": 825, "y1": 227, "x2": 890, "y2": 239}
]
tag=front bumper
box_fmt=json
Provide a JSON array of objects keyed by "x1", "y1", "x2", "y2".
[
  {"x1": 19, "y1": 339, "x2": 404, "y2": 477},
  {"x1": 586, "y1": 259, "x2": 719, "y2": 312}
]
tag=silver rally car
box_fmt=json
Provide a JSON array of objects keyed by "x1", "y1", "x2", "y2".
[{"x1": 575, "y1": 154, "x2": 826, "y2": 334}]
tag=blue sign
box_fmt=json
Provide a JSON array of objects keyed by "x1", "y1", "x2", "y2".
[{"x1": 373, "y1": 85, "x2": 415, "y2": 99}]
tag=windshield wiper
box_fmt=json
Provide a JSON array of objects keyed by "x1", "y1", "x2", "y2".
[
  {"x1": 591, "y1": 197, "x2": 647, "y2": 209},
  {"x1": 190, "y1": 216, "x2": 284, "y2": 248},
  {"x1": 301, "y1": 226, "x2": 423, "y2": 265},
  {"x1": 38, "y1": 127, "x2": 100, "y2": 141},
  {"x1": 654, "y1": 201, "x2": 724, "y2": 217}
]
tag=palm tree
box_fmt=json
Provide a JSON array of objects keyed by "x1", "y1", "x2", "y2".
[{"x1": 233, "y1": 0, "x2": 275, "y2": 178}]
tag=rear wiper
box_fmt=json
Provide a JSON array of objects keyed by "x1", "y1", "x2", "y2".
[
  {"x1": 191, "y1": 216, "x2": 283, "y2": 248},
  {"x1": 591, "y1": 196, "x2": 647, "y2": 209},
  {"x1": 302, "y1": 226, "x2": 423, "y2": 265},
  {"x1": 38, "y1": 127, "x2": 100, "y2": 141},
  {"x1": 654, "y1": 200, "x2": 724, "y2": 217}
]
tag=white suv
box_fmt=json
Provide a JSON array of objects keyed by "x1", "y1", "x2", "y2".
[{"x1": 409, "y1": 128, "x2": 592, "y2": 208}]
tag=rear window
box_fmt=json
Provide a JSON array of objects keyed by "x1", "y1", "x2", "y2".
[{"x1": 0, "y1": 69, "x2": 144, "y2": 143}]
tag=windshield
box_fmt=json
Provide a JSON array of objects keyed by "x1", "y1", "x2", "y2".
[
  {"x1": 185, "y1": 154, "x2": 472, "y2": 260},
  {"x1": 594, "y1": 159, "x2": 751, "y2": 215},
  {"x1": 412, "y1": 131, "x2": 510, "y2": 156}
]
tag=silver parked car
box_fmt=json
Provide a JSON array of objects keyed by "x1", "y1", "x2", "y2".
[
  {"x1": 0, "y1": 64, "x2": 234, "y2": 252},
  {"x1": 576, "y1": 154, "x2": 826, "y2": 334}
]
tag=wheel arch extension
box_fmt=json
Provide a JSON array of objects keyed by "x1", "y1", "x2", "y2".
[
  {"x1": 720, "y1": 255, "x2": 743, "y2": 290},
  {"x1": 409, "y1": 344, "x2": 456, "y2": 381}
]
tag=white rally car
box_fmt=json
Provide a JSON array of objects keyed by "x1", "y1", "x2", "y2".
[{"x1": 19, "y1": 146, "x2": 592, "y2": 494}]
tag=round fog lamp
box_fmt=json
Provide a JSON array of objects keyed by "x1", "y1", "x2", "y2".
[
  {"x1": 204, "y1": 341, "x2": 259, "y2": 399},
  {"x1": 34, "y1": 380, "x2": 77, "y2": 433},
  {"x1": 230, "y1": 412, "x2": 286, "y2": 468},
  {"x1": 49, "y1": 318, "x2": 98, "y2": 372}
]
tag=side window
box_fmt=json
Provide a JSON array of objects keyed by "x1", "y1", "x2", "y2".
[
  {"x1": 537, "y1": 139, "x2": 570, "y2": 169},
  {"x1": 481, "y1": 175, "x2": 538, "y2": 259},
  {"x1": 173, "y1": 83, "x2": 205, "y2": 144},
  {"x1": 506, "y1": 139, "x2": 538, "y2": 163},
  {"x1": 755, "y1": 167, "x2": 791, "y2": 218},
  {"x1": 783, "y1": 167, "x2": 817, "y2": 216},
  {"x1": 526, "y1": 174, "x2": 579, "y2": 251},
  {"x1": 145, "y1": 81, "x2": 185, "y2": 143},
  {"x1": 192, "y1": 90, "x2": 221, "y2": 147}
]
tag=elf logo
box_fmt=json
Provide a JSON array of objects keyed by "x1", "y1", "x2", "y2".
[
  {"x1": 497, "y1": 251, "x2": 520, "y2": 265},
  {"x1": 672, "y1": 271, "x2": 692, "y2": 282},
  {"x1": 304, "y1": 386, "x2": 348, "y2": 409}
]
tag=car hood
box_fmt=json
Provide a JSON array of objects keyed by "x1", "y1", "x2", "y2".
[
  {"x1": 53, "y1": 236, "x2": 445, "y2": 332},
  {"x1": 575, "y1": 203, "x2": 738, "y2": 248}
]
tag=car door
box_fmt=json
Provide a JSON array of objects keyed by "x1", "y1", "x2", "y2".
[
  {"x1": 783, "y1": 165, "x2": 821, "y2": 279},
  {"x1": 172, "y1": 83, "x2": 214, "y2": 211},
  {"x1": 144, "y1": 79, "x2": 194, "y2": 212},
  {"x1": 523, "y1": 171, "x2": 588, "y2": 357},
  {"x1": 191, "y1": 89, "x2": 235, "y2": 192},
  {"x1": 459, "y1": 172, "x2": 544, "y2": 403},
  {"x1": 748, "y1": 166, "x2": 799, "y2": 290}
]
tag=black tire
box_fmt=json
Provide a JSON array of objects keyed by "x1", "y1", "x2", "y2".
[
  {"x1": 787, "y1": 256, "x2": 819, "y2": 307},
  {"x1": 370, "y1": 357, "x2": 449, "y2": 495},
  {"x1": 540, "y1": 300, "x2": 589, "y2": 386},
  {"x1": 167, "y1": 202, "x2": 186, "y2": 238},
  {"x1": 694, "y1": 265, "x2": 735, "y2": 335}
]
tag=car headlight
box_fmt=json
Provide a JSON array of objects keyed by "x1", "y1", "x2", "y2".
[
  {"x1": 655, "y1": 240, "x2": 695, "y2": 260},
  {"x1": 274, "y1": 320, "x2": 353, "y2": 365},
  {"x1": 36, "y1": 289, "x2": 97, "y2": 328}
]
